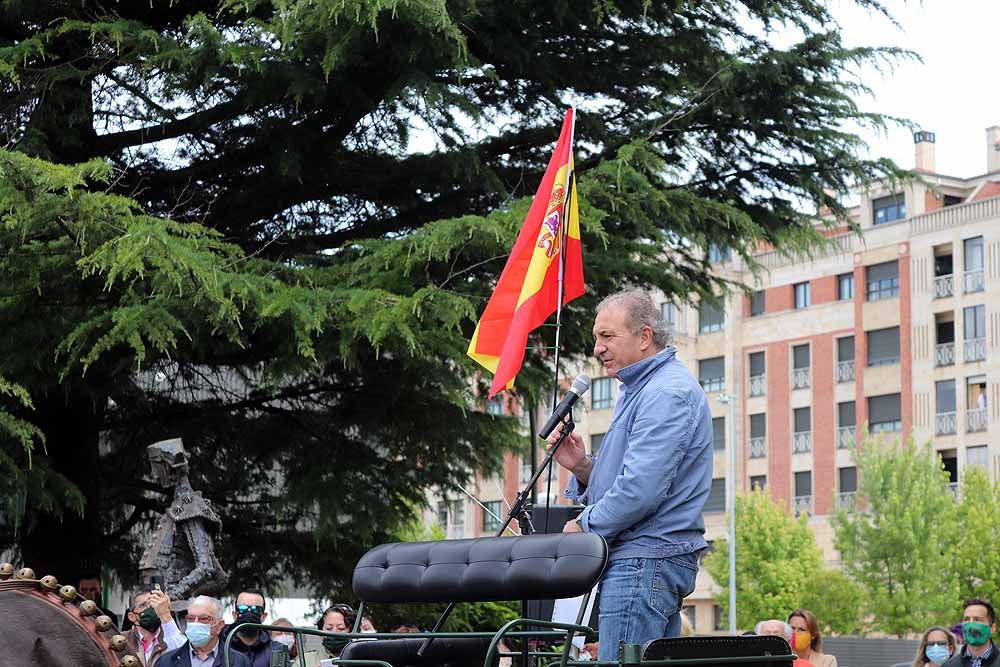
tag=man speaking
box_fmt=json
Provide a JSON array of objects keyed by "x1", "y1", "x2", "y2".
[{"x1": 550, "y1": 289, "x2": 713, "y2": 659}]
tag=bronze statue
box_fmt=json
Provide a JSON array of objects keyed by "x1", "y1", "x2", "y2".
[{"x1": 139, "y1": 438, "x2": 227, "y2": 600}]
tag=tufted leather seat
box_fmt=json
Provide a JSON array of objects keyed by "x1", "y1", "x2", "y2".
[
  {"x1": 642, "y1": 636, "x2": 794, "y2": 666},
  {"x1": 352, "y1": 533, "x2": 607, "y2": 604},
  {"x1": 339, "y1": 636, "x2": 498, "y2": 667}
]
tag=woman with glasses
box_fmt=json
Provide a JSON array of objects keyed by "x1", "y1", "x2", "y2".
[{"x1": 914, "y1": 627, "x2": 958, "y2": 667}]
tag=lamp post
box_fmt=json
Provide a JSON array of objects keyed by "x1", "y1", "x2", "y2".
[{"x1": 717, "y1": 392, "x2": 737, "y2": 635}]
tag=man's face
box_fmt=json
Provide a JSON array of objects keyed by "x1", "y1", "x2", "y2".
[
  {"x1": 78, "y1": 578, "x2": 101, "y2": 602},
  {"x1": 592, "y1": 304, "x2": 650, "y2": 378},
  {"x1": 188, "y1": 601, "x2": 224, "y2": 641},
  {"x1": 235, "y1": 592, "x2": 267, "y2": 622},
  {"x1": 964, "y1": 604, "x2": 996, "y2": 632},
  {"x1": 759, "y1": 621, "x2": 787, "y2": 639},
  {"x1": 128, "y1": 592, "x2": 151, "y2": 625}
]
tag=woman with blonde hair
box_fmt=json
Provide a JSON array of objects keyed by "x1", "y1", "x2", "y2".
[
  {"x1": 787, "y1": 609, "x2": 837, "y2": 667},
  {"x1": 912, "y1": 626, "x2": 957, "y2": 667}
]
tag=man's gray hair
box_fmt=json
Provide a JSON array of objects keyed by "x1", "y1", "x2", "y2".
[
  {"x1": 189, "y1": 595, "x2": 224, "y2": 619},
  {"x1": 596, "y1": 289, "x2": 672, "y2": 347},
  {"x1": 754, "y1": 619, "x2": 793, "y2": 639}
]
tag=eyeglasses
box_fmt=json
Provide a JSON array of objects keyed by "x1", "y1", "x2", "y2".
[
  {"x1": 927, "y1": 641, "x2": 950, "y2": 648},
  {"x1": 189, "y1": 615, "x2": 217, "y2": 624},
  {"x1": 235, "y1": 604, "x2": 265, "y2": 615}
]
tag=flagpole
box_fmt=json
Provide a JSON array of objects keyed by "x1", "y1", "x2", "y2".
[{"x1": 550, "y1": 107, "x2": 576, "y2": 411}]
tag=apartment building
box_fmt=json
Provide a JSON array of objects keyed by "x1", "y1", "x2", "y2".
[{"x1": 426, "y1": 126, "x2": 1000, "y2": 634}]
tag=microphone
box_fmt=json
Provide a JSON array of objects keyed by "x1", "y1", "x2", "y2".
[{"x1": 538, "y1": 374, "x2": 591, "y2": 440}]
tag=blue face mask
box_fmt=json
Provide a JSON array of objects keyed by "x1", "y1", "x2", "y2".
[
  {"x1": 185, "y1": 622, "x2": 213, "y2": 648},
  {"x1": 926, "y1": 644, "x2": 951, "y2": 664}
]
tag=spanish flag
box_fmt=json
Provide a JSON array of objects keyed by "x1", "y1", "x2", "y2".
[{"x1": 468, "y1": 108, "x2": 585, "y2": 398}]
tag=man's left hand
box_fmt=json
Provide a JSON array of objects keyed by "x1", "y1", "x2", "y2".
[{"x1": 562, "y1": 519, "x2": 582, "y2": 533}]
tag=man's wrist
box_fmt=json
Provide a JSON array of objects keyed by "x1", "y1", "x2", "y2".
[{"x1": 572, "y1": 458, "x2": 592, "y2": 480}]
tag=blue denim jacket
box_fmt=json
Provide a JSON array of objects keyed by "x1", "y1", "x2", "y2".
[{"x1": 565, "y1": 346, "x2": 713, "y2": 559}]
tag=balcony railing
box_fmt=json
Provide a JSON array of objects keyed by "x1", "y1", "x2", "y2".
[
  {"x1": 837, "y1": 492, "x2": 857, "y2": 512},
  {"x1": 836, "y1": 360, "x2": 855, "y2": 383},
  {"x1": 935, "y1": 342, "x2": 955, "y2": 367},
  {"x1": 836, "y1": 426, "x2": 856, "y2": 449},
  {"x1": 964, "y1": 269, "x2": 985, "y2": 294},
  {"x1": 964, "y1": 337, "x2": 986, "y2": 363},
  {"x1": 748, "y1": 374, "x2": 766, "y2": 397},
  {"x1": 933, "y1": 274, "x2": 954, "y2": 298},
  {"x1": 967, "y1": 408, "x2": 989, "y2": 433},
  {"x1": 935, "y1": 411, "x2": 957, "y2": 436},
  {"x1": 794, "y1": 495, "x2": 813, "y2": 517},
  {"x1": 793, "y1": 430, "x2": 812, "y2": 453},
  {"x1": 792, "y1": 367, "x2": 811, "y2": 390},
  {"x1": 948, "y1": 482, "x2": 959, "y2": 498},
  {"x1": 749, "y1": 436, "x2": 766, "y2": 459}
]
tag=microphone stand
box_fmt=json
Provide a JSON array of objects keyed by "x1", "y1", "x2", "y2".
[{"x1": 417, "y1": 418, "x2": 576, "y2": 657}]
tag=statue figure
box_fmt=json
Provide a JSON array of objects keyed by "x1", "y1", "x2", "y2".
[{"x1": 139, "y1": 438, "x2": 227, "y2": 600}]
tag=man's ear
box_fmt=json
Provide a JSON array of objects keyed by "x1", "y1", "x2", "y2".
[
  {"x1": 639, "y1": 325, "x2": 653, "y2": 350},
  {"x1": 262, "y1": 611, "x2": 268, "y2": 622}
]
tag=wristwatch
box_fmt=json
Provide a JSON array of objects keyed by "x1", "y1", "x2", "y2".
[{"x1": 575, "y1": 516, "x2": 584, "y2": 531}]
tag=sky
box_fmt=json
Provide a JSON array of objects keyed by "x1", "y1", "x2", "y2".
[{"x1": 832, "y1": 0, "x2": 1000, "y2": 177}]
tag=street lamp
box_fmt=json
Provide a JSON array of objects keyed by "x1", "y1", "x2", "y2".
[{"x1": 717, "y1": 392, "x2": 737, "y2": 635}]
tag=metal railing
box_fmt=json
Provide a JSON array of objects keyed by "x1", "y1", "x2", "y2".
[
  {"x1": 793, "y1": 431, "x2": 812, "y2": 453},
  {"x1": 792, "y1": 367, "x2": 811, "y2": 390},
  {"x1": 933, "y1": 274, "x2": 954, "y2": 298},
  {"x1": 837, "y1": 492, "x2": 857, "y2": 512},
  {"x1": 794, "y1": 495, "x2": 813, "y2": 517},
  {"x1": 948, "y1": 482, "x2": 959, "y2": 497},
  {"x1": 964, "y1": 337, "x2": 986, "y2": 362},
  {"x1": 965, "y1": 269, "x2": 985, "y2": 294},
  {"x1": 836, "y1": 360, "x2": 855, "y2": 383},
  {"x1": 935, "y1": 411, "x2": 957, "y2": 436},
  {"x1": 836, "y1": 426, "x2": 856, "y2": 449},
  {"x1": 748, "y1": 374, "x2": 766, "y2": 397},
  {"x1": 967, "y1": 408, "x2": 989, "y2": 433},
  {"x1": 935, "y1": 342, "x2": 955, "y2": 367},
  {"x1": 749, "y1": 436, "x2": 766, "y2": 459}
]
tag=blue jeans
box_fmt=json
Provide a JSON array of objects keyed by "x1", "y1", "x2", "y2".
[{"x1": 596, "y1": 553, "x2": 701, "y2": 662}]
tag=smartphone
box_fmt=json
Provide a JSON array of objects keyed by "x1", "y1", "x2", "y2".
[{"x1": 149, "y1": 575, "x2": 164, "y2": 591}]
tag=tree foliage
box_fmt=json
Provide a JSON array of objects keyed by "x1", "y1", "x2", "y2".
[
  {"x1": 0, "y1": 0, "x2": 909, "y2": 595},
  {"x1": 950, "y1": 466, "x2": 1000, "y2": 619},
  {"x1": 832, "y1": 438, "x2": 957, "y2": 636}
]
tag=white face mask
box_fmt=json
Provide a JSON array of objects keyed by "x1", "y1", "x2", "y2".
[
  {"x1": 361, "y1": 629, "x2": 377, "y2": 634},
  {"x1": 499, "y1": 658, "x2": 512, "y2": 667},
  {"x1": 579, "y1": 650, "x2": 592, "y2": 661},
  {"x1": 273, "y1": 634, "x2": 295, "y2": 649}
]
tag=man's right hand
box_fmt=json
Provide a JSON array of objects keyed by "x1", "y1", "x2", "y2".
[{"x1": 546, "y1": 422, "x2": 592, "y2": 485}]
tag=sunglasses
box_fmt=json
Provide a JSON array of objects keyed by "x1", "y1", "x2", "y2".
[{"x1": 235, "y1": 604, "x2": 265, "y2": 615}]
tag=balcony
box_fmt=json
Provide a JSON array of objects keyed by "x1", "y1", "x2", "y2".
[
  {"x1": 964, "y1": 338, "x2": 986, "y2": 363},
  {"x1": 967, "y1": 408, "x2": 989, "y2": 433},
  {"x1": 836, "y1": 426, "x2": 856, "y2": 449},
  {"x1": 793, "y1": 431, "x2": 812, "y2": 453},
  {"x1": 948, "y1": 482, "x2": 959, "y2": 498},
  {"x1": 836, "y1": 360, "x2": 855, "y2": 383},
  {"x1": 933, "y1": 274, "x2": 954, "y2": 299},
  {"x1": 748, "y1": 374, "x2": 766, "y2": 397},
  {"x1": 792, "y1": 367, "x2": 811, "y2": 390},
  {"x1": 749, "y1": 436, "x2": 766, "y2": 459},
  {"x1": 837, "y1": 492, "x2": 857, "y2": 512},
  {"x1": 964, "y1": 269, "x2": 985, "y2": 294},
  {"x1": 935, "y1": 342, "x2": 955, "y2": 367},
  {"x1": 935, "y1": 411, "x2": 957, "y2": 436},
  {"x1": 793, "y1": 495, "x2": 813, "y2": 517}
]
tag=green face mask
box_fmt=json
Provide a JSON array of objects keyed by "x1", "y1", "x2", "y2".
[
  {"x1": 138, "y1": 607, "x2": 162, "y2": 632},
  {"x1": 322, "y1": 636, "x2": 349, "y2": 656},
  {"x1": 963, "y1": 621, "x2": 992, "y2": 647}
]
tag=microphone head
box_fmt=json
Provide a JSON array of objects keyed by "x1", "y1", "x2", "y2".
[{"x1": 570, "y1": 374, "x2": 591, "y2": 396}]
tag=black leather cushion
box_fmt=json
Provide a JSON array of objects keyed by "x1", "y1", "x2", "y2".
[
  {"x1": 353, "y1": 533, "x2": 607, "y2": 603},
  {"x1": 643, "y1": 636, "x2": 794, "y2": 665},
  {"x1": 339, "y1": 637, "x2": 497, "y2": 667}
]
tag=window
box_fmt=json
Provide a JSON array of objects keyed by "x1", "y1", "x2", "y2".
[
  {"x1": 839, "y1": 402, "x2": 856, "y2": 431},
  {"x1": 709, "y1": 243, "x2": 731, "y2": 264},
  {"x1": 682, "y1": 606, "x2": 697, "y2": 632},
  {"x1": 750, "y1": 413, "x2": 766, "y2": 438},
  {"x1": 867, "y1": 261, "x2": 900, "y2": 301},
  {"x1": 487, "y1": 396, "x2": 505, "y2": 415},
  {"x1": 699, "y1": 357, "x2": 725, "y2": 393},
  {"x1": 965, "y1": 236, "x2": 984, "y2": 272},
  {"x1": 436, "y1": 501, "x2": 449, "y2": 527},
  {"x1": 704, "y1": 478, "x2": 726, "y2": 513},
  {"x1": 837, "y1": 336, "x2": 855, "y2": 362},
  {"x1": 964, "y1": 305, "x2": 986, "y2": 340},
  {"x1": 749, "y1": 351, "x2": 766, "y2": 377},
  {"x1": 838, "y1": 273, "x2": 855, "y2": 300},
  {"x1": 794, "y1": 407, "x2": 811, "y2": 433},
  {"x1": 450, "y1": 500, "x2": 465, "y2": 528},
  {"x1": 872, "y1": 193, "x2": 905, "y2": 225},
  {"x1": 794, "y1": 471, "x2": 813, "y2": 497},
  {"x1": 793, "y1": 344, "x2": 810, "y2": 369},
  {"x1": 661, "y1": 302, "x2": 677, "y2": 327},
  {"x1": 699, "y1": 300, "x2": 725, "y2": 333},
  {"x1": 967, "y1": 445, "x2": 989, "y2": 469},
  {"x1": 944, "y1": 195, "x2": 964, "y2": 207},
  {"x1": 749, "y1": 290, "x2": 765, "y2": 317},
  {"x1": 794, "y1": 282, "x2": 811, "y2": 309},
  {"x1": 520, "y1": 457, "x2": 533, "y2": 484},
  {"x1": 839, "y1": 467, "x2": 857, "y2": 493},
  {"x1": 712, "y1": 417, "x2": 725, "y2": 451},
  {"x1": 867, "y1": 327, "x2": 900, "y2": 366},
  {"x1": 482, "y1": 500, "x2": 502, "y2": 532},
  {"x1": 750, "y1": 475, "x2": 767, "y2": 491},
  {"x1": 592, "y1": 377, "x2": 614, "y2": 410},
  {"x1": 714, "y1": 605, "x2": 724, "y2": 631},
  {"x1": 591, "y1": 432, "x2": 605, "y2": 455},
  {"x1": 936, "y1": 380, "x2": 956, "y2": 413},
  {"x1": 869, "y1": 394, "x2": 902, "y2": 433}
]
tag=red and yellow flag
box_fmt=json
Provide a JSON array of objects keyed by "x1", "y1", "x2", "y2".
[{"x1": 467, "y1": 108, "x2": 585, "y2": 397}]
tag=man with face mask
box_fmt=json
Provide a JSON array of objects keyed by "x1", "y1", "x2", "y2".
[
  {"x1": 124, "y1": 588, "x2": 186, "y2": 666},
  {"x1": 158, "y1": 596, "x2": 250, "y2": 667},
  {"x1": 223, "y1": 591, "x2": 283, "y2": 667},
  {"x1": 942, "y1": 599, "x2": 998, "y2": 667}
]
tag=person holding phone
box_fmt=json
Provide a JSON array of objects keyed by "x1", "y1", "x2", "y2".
[{"x1": 125, "y1": 587, "x2": 186, "y2": 666}]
